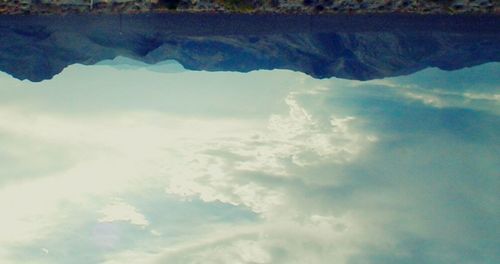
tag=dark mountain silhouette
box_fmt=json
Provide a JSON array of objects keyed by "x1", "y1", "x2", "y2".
[{"x1": 0, "y1": 14, "x2": 498, "y2": 82}]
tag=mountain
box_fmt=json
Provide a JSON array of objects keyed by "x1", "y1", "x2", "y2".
[{"x1": 0, "y1": 14, "x2": 498, "y2": 82}]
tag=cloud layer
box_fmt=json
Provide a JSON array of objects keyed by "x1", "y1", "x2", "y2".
[{"x1": 0, "y1": 62, "x2": 498, "y2": 264}]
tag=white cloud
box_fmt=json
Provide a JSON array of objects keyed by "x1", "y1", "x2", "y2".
[
  {"x1": 99, "y1": 200, "x2": 149, "y2": 228},
  {"x1": 163, "y1": 87, "x2": 376, "y2": 217},
  {"x1": 403, "y1": 91, "x2": 444, "y2": 107},
  {"x1": 351, "y1": 76, "x2": 500, "y2": 114}
]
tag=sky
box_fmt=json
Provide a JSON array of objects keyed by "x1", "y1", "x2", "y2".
[{"x1": 0, "y1": 61, "x2": 498, "y2": 264}]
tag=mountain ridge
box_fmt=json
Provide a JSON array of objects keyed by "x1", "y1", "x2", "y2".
[{"x1": 0, "y1": 14, "x2": 499, "y2": 82}]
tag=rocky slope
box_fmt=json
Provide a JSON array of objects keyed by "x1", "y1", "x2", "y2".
[
  {"x1": 0, "y1": 0, "x2": 498, "y2": 14},
  {"x1": 0, "y1": 14, "x2": 498, "y2": 81}
]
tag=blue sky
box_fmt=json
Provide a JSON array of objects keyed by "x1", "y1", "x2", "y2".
[{"x1": 0, "y1": 61, "x2": 498, "y2": 263}]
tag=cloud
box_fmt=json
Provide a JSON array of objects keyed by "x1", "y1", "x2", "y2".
[
  {"x1": 348, "y1": 65, "x2": 500, "y2": 115},
  {"x1": 148, "y1": 212, "x2": 393, "y2": 264},
  {"x1": 99, "y1": 200, "x2": 149, "y2": 228},
  {"x1": 163, "y1": 87, "x2": 376, "y2": 217},
  {"x1": 0, "y1": 63, "x2": 498, "y2": 264}
]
